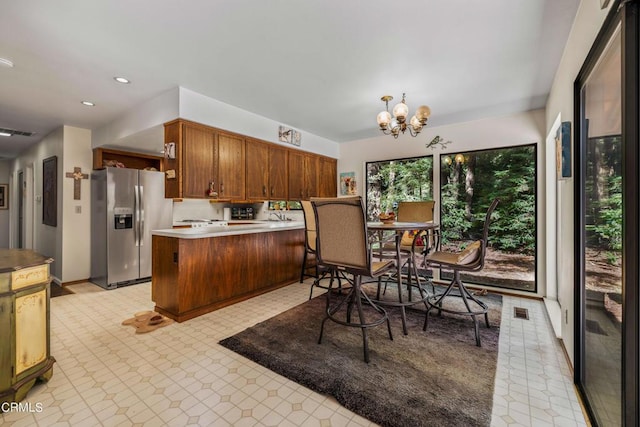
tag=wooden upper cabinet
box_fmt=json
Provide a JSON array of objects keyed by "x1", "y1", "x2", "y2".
[
  {"x1": 217, "y1": 132, "x2": 245, "y2": 200},
  {"x1": 304, "y1": 154, "x2": 318, "y2": 199},
  {"x1": 93, "y1": 148, "x2": 163, "y2": 171},
  {"x1": 288, "y1": 151, "x2": 305, "y2": 201},
  {"x1": 317, "y1": 156, "x2": 337, "y2": 197},
  {"x1": 269, "y1": 145, "x2": 288, "y2": 200},
  {"x1": 246, "y1": 139, "x2": 269, "y2": 200},
  {"x1": 164, "y1": 118, "x2": 336, "y2": 201},
  {"x1": 289, "y1": 151, "x2": 319, "y2": 200},
  {"x1": 183, "y1": 124, "x2": 217, "y2": 198}
]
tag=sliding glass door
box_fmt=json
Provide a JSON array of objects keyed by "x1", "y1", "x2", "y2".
[
  {"x1": 579, "y1": 24, "x2": 622, "y2": 426},
  {"x1": 575, "y1": 1, "x2": 639, "y2": 424}
]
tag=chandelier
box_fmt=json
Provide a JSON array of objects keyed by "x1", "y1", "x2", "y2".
[{"x1": 376, "y1": 93, "x2": 431, "y2": 138}]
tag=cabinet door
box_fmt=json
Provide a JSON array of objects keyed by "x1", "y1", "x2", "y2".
[
  {"x1": 183, "y1": 124, "x2": 217, "y2": 198},
  {"x1": 269, "y1": 146, "x2": 288, "y2": 200},
  {"x1": 218, "y1": 132, "x2": 246, "y2": 200},
  {"x1": 304, "y1": 154, "x2": 318, "y2": 199},
  {"x1": 15, "y1": 288, "x2": 47, "y2": 375},
  {"x1": 246, "y1": 140, "x2": 269, "y2": 200},
  {"x1": 317, "y1": 156, "x2": 337, "y2": 197},
  {"x1": 288, "y1": 151, "x2": 305, "y2": 201}
]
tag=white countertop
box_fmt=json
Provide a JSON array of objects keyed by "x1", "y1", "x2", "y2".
[{"x1": 154, "y1": 221, "x2": 305, "y2": 239}]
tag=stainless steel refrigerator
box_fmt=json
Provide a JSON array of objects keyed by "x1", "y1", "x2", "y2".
[{"x1": 91, "y1": 167, "x2": 172, "y2": 289}]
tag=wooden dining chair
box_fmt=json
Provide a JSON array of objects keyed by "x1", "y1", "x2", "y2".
[
  {"x1": 423, "y1": 198, "x2": 499, "y2": 347},
  {"x1": 312, "y1": 196, "x2": 395, "y2": 363}
]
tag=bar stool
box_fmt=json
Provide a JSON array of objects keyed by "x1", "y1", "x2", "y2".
[
  {"x1": 312, "y1": 196, "x2": 395, "y2": 363},
  {"x1": 423, "y1": 198, "x2": 499, "y2": 347}
]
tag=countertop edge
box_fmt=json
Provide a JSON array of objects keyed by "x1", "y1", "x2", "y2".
[{"x1": 153, "y1": 222, "x2": 304, "y2": 239}]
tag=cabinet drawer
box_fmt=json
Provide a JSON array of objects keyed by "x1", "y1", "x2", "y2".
[{"x1": 11, "y1": 265, "x2": 49, "y2": 291}]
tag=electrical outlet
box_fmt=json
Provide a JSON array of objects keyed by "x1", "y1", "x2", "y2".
[{"x1": 75, "y1": 206, "x2": 81, "y2": 214}]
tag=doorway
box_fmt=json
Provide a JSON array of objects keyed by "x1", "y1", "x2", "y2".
[{"x1": 17, "y1": 170, "x2": 23, "y2": 249}]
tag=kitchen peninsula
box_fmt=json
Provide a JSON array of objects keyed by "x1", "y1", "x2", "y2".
[{"x1": 151, "y1": 221, "x2": 304, "y2": 322}]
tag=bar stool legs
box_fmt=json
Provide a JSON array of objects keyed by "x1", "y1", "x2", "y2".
[
  {"x1": 319, "y1": 274, "x2": 393, "y2": 363},
  {"x1": 424, "y1": 270, "x2": 490, "y2": 347}
]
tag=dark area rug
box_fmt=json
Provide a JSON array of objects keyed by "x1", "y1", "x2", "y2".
[
  {"x1": 220, "y1": 288, "x2": 502, "y2": 427},
  {"x1": 50, "y1": 283, "x2": 74, "y2": 298}
]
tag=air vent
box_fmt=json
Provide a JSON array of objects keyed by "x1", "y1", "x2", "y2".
[
  {"x1": 0, "y1": 127, "x2": 36, "y2": 137},
  {"x1": 514, "y1": 307, "x2": 529, "y2": 320}
]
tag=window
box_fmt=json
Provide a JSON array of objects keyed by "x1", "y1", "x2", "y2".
[
  {"x1": 365, "y1": 155, "x2": 433, "y2": 221},
  {"x1": 439, "y1": 144, "x2": 537, "y2": 292}
]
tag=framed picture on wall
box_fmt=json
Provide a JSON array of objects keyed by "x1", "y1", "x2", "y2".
[
  {"x1": 0, "y1": 184, "x2": 7, "y2": 209},
  {"x1": 43, "y1": 156, "x2": 57, "y2": 226},
  {"x1": 556, "y1": 121, "x2": 572, "y2": 179},
  {"x1": 340, "y1": 172, "x2": 357, "y2": 195}
]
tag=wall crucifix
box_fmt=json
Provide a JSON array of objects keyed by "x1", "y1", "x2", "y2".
[{"x1": 65, "y1": 167, "x2": 89, "y2": 200}]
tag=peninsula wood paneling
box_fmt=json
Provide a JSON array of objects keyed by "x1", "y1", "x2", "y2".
[{"x1": 152, "y1": 229, "x2": 304, "y2": 322}]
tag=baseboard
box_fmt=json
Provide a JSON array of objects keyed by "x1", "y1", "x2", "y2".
[
  {"x1": 60, "y1": 278, "x2": 90, "y2": 287},
  {"x1": 543, "y1": 298, "x2": 562, "y2": 338}
]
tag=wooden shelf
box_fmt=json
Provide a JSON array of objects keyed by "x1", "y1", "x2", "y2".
[{"x1": 93, "y1": 148, "x2": 164, "y2": 171}]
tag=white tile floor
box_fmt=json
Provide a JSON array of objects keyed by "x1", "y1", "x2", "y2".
[{"x1": 1, "y1": 280, "x2": 587, "y2": 427}]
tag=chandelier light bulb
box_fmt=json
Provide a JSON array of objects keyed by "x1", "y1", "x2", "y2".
[
  {"x1": 410, "y1": 115, "x2": 422, "y2": 131},
  {"x1": 415, "y1": 105, "x2": 431, "y2": 122},
  {"x1": 377, "y1": 111, "x2": 391, "y2": 128},
  {"x1": 393, "y1": 101, "x2": 409, "y2": 122}
]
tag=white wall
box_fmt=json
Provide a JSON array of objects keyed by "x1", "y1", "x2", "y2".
[
  {"x1": 11, "y1": 127, "x2": 64, "y2": 280},
  {"x1": 91, "y1": 86, "x2": 341, "y2": 160},
  {"x1": 92, "y1": 87, "x2": 179, "y2": 151},
  {"x1": 179, "y1": 87, "x2": 340, "y2": 158},
  {"x1": 544, "y1": 0, "x2": 611, "y2": 366},
  {"x1": 9, "y1": 126, "x2": 92, "y2": 283},
  {"x1": 0, "y1": 160, "x2": 10, "y2": 247},
  {"x1": 61, "y1": 126, "x2": 92, "y2": 282}
]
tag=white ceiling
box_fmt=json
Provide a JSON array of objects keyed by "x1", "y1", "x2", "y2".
[{"x1": 0, "y1": 0, "x2": 580, "y2": 159}]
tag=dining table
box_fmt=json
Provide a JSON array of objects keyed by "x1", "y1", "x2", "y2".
[{"x1": 366, "y1": 221, "x2": 440, "y2": 335}]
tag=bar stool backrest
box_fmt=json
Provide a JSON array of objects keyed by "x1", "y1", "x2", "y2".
[
  {"x1": 397, "y1": 200, "x2": 435, "y2": 222},
  {"x1": 301, "y1": 200, "x2": 317, "y2": 252},
  {"x1": 312, "y1": 197, "x2": 370, "y2": 277}
]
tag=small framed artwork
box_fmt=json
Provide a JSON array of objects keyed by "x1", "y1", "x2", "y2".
[
  {"x1": 43, "y1": 156, "x2": 57, "y2": 226},
  {"x1": 556, "y1": 121, "x2": 572, "y2": 179},
  {"x1": 340, "y1": 172, "x2": 357, "y2": 195},
  {"x1": 0, "y1": 184, "x2": 7, "y2": 209}
]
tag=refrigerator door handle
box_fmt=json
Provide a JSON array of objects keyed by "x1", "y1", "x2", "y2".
[
  {"x1": 139, "y1": 185, "x2": 145, "y2": 247},
  {"x1": 134, "y1": 184, "x2": 141, "y2": 247}
]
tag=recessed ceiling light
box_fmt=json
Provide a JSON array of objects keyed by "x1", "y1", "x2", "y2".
[
  {"x1": 81, "y1": 101, "x2": 95, "y2": 106},
  {"x1": 0, "y1": 58, "x2": 14, "y2": 68},
  {"x1": 114, "y1": 76, "x2": 130, "y2": 84},
  {"x1": 0, "y1": 131, "x2": 12, "y2": 137}
]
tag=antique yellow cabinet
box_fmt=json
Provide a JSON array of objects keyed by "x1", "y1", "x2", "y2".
[{"x1": 0, "y1": 250, "x2": 55, "y2": 405}]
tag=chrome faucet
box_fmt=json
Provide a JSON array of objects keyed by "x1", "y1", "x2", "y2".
[{"x1": 269, "y1": 211, "x2": 288, "y2": 221}]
